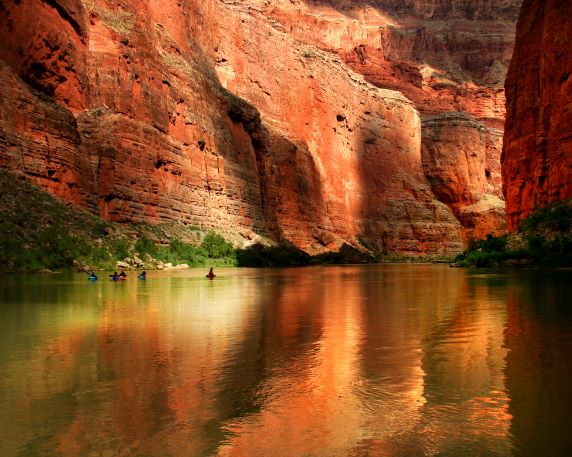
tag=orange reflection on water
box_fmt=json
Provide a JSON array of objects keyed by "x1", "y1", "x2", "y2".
[
  {"x1": 216, "y1": 268, "x2": 367, "y2": 456},
  {"x1": 2, "y1": 266, "x2": 564, "y2": 456}
]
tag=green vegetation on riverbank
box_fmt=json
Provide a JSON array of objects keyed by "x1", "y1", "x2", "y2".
[
  {"x1": 9, "y1": 171, "x2": 569, "y2": 273},
  {"x1": 0, "y1": 170, "x2": 236, "y2": 273},
  {"x1": 0, "y1": 170, "x2": 389, "y2": 273},
  {"x1": 455, "y1": 200, "x2": 572, "y2": 268}
]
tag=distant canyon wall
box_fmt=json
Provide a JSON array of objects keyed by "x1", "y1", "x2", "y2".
[
  {"x1": 502, "y1": 0, "x2": 572, "y2": 230},
  {"x1": 264, "y1": 0, "x2": 519, "y2": 238},
  {"x1": 0, "y1": 0, "x2": 521, "y2": 254}
]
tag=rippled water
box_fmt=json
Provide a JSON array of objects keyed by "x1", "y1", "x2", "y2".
[{"x1": 0, "y1": 265, "x2": 571, "y2": 456}]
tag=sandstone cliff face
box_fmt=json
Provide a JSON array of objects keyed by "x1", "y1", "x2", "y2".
[
  {"x1": 0, "y1": 0, "x2": 88, "y2": 110},
  {"x1": 255, "y1": 0, "x2": 519, "y2": 238},
  {"x1": 0, "y1": 61, "x2": 87, "y2": 205},
  {"x1": 272, "y1": 0, "x2": 519, "y2": 117},
  {"x1": 201, "y1": 1, "x2": 468, "y2": 253},
  {"x1": 1, "y1": 0, "x2": 269, "y2": 242},
  {"x1": 0, "y1": 0, "x2": 520, "y2": 254},
  {"x1": 422, "y1": 113, "x2": 506, "y2": 239},
  {"x1": 503, "y1": 0, "x2": 572, "y2": 230}
]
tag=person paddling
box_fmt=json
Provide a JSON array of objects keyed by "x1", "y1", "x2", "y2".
[{"x1": 206, "y1": 267, "x2": 216, "y2": 279}]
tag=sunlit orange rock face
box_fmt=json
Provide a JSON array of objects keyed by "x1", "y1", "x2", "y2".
[
  {"x1": 0, "y1": 0, "x2": 88, "y2": 204},
  {"x1": 502, "y1": 0, "x2": 572, "y2": 230},
  {"x1": 0, "y1": 0, "x2": 520, "y2": 254},
  {"x1": 263, "y1": 0, "x2": 520, "y2": 239}
]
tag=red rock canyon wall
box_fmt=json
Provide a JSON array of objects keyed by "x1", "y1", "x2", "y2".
[
  {"x1": 0, "y1": 0, "x2": 522, "y2": 254},
  {"x1": 259, "y1": 0, "x2": 519, "y2": 239},
  {"x1": 503, "y1": 0, "x2": 572, "y2": 230}
]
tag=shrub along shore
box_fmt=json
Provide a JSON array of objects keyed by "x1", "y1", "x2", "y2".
[{"x1": 454, "y1": 200, "x2": 572, "y2": 268}]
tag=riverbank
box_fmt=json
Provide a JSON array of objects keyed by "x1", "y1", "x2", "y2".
[
  {"x1": 453, "y1": 200, "x2": 572, "y2": 268},
  {"x1": 1, "y1": 170, "x2": 459, "y2": 273},
  {"x1": 0, "y1": 170, "x2": 237, "y2": 273},
  {"x1": 10, "y1": 170, "x2": 568, "y2": 273}
]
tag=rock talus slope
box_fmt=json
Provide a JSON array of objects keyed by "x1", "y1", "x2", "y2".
[{"x1": 0, "y1": 0, "x2": 521, "y2": 254}]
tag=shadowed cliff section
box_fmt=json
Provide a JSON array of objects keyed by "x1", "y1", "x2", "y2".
[
  {"x1": 40, "y1": 0, "x2": 86, "y2": 37},
  {"x1": 306, "y1": 0, "x2": 521, "y2": 21},
  {"x1": 503, "y1": 0, "x2": 572, "y2": 230},
  {"x1": 354, "y1": 102, "x2": 465, "y2": 255},
  {"x1": 295, "y1": 0, "x2": 522, "y2": 100},
  {"x1": 218, "y1": 88, "x2": 328, "y2": 247},
  {"x1": 421, "y1": 113, "x2": 507, "y2": 240}
]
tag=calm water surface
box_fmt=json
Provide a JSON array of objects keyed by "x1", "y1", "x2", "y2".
[{"x1": 0, "y1": 265, "x2": 571, "y2": 456}]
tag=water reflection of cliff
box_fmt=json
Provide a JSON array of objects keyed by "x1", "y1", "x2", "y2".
[
  {"x1": 504, "y1": 271, "x2": 572, "y2": 457},
  {"x1": 212, "y1": 266, "x2": 514, "y2": 456},
  {"x1": 214, "y1": 267, "x2": 366, "y2": 456},
  {"x1": 1, "y1": 268, "x2": 571, "y2": 456},
  {"x1": 0, "y1": 272, "x2": 265, "y2": 455},
  {"x1": 352, "y1": 267, "x2": 511, "y2": 455}
]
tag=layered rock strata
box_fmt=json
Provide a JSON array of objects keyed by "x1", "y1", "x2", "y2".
[
  {"x1": 0, "y1": 0, "x2": 521, "y2": 254},
  {"x1": 422, "y1": 113, "x2": 506, "y2": 239},
  {"x1": 259, "y1": 0, "x2": 521, "y2": 237},
  {"x1": 503, "y1": 0, "x2": 572, "y2": 230},
  {"x1": 203, "y1": 1, "x2": 465, "y2": 253},
  {"x1": 1, "y1": 0, "x2": 269, "y2": 242}
]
